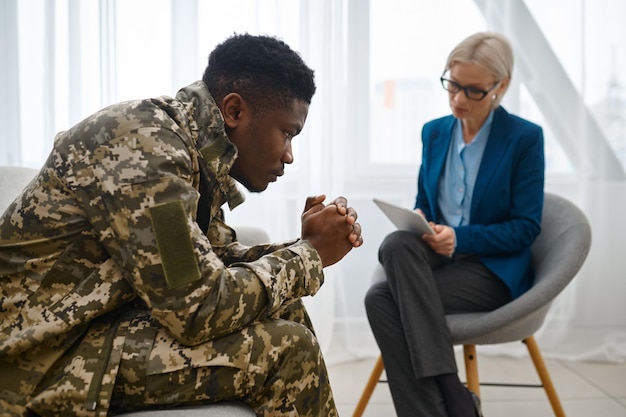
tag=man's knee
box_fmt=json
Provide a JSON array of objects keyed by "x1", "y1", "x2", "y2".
[
  {"x1": 247, "y1": 320, "x2": 333, "y2": 415},
  {"x1": 251, "y1": 319, "x2": 321, "y2": 370}
]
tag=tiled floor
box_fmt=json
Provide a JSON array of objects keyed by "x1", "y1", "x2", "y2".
[{"x1": 328, "y1": 349, "x2": 626, "y2": 417}]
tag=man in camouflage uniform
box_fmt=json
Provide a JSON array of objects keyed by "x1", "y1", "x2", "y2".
[{"x1": 0, "y1": 34, "x2": 363, "y2": 417}]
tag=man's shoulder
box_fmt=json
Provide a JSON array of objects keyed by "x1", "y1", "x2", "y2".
[{"x1": 55, "y1": 97, "x2": 181, "y2": 152}]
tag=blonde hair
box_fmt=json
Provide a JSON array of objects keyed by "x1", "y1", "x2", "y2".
[{"x1": 444, "y1": 32, "x2": 514, "y2": 107}]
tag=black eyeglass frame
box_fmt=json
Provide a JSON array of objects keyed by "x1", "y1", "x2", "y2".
[{"x1": 439, "y1": 77, "x2": 500, "y2": 101}]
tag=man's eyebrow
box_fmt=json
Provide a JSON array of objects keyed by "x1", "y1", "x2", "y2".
[{"x1": 290, "y1": 123, "x2": 303, "y2": 135}]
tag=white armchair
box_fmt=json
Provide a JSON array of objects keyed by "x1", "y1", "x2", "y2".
[{"x1": 0, "y1": 166, "x2": 38, "y2": 212}]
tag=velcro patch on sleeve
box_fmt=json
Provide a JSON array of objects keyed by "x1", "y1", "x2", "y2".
[{"x1": 149, "y1": 200, "x2": 201, "y2": 288}]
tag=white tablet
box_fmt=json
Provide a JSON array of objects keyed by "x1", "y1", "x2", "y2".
[{"x1": 373, "y1": 198, "x2": 435, "y2": 236}]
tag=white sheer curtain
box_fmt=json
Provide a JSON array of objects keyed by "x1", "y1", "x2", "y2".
[
  {"x1": 2, "y1": 0, "x2": 625, "y2": 363},
  {"x1": 468, "y1": 0, "x2": 626, "y2": 362},
  {"x1": 335, "y1": 0, "x2": 626, "y2": 364}
]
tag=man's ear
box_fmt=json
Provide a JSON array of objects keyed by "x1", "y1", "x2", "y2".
[{"x1": 221, "y1": 93, "x2": 249, "y2": 129}]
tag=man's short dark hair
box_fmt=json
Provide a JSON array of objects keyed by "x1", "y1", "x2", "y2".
[{"x1": 202, "y1": 34, "x2": 316, "y2": 111}]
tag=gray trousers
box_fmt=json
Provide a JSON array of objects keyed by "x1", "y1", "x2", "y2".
[{"x1": 365, "y1": 230, "x2": 512, "y2": 417}]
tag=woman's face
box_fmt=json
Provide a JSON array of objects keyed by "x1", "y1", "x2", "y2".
[{"x1": 446, "y1": 61, "x2": 507, "y2": 126}]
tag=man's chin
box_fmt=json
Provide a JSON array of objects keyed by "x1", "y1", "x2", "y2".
[
  {"x1": 242, "y1": 181, "x2": 269, "y2": 193},
  {"x1": 231, "y1": 174, "x2": 269, "y2": 193}
]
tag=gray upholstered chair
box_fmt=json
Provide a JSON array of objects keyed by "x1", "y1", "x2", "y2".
[
  {"x1": 0, "y1": 166, "x2": 257, "y2": 417},
  {"x1": 353, "y1": 192, "x2": 592, "y2": 417}
]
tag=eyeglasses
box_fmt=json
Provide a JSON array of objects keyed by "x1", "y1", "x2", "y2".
[{"x1": 440, "y1": 77, "x2": 500, "y2": 101}]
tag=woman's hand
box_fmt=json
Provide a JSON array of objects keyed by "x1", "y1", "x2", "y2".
[{"x1": 421, "y1": 224, "x2": 455, "y2": 257}]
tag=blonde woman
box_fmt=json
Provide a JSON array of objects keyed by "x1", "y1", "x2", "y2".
[{"x1": 366, "y1": 32, "x2": 545, "y2": 417}]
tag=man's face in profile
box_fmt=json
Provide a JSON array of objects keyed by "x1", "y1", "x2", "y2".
[{"x1": 228, "y1": 98, "x2": 308, "y2": 193}]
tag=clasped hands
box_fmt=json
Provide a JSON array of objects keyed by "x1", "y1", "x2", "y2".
[{"x1": 301, "y1": 195, "x2": 363, "y2": 268}]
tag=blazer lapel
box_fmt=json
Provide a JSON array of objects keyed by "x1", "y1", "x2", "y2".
[
  {"x1": 471, "y1": 107, "x2": 511, "y2": 214},
  {"x1": 426, "y1": 117, "x2": 455, "y2": 218}
]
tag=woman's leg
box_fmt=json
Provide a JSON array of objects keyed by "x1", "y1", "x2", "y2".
[
  {"x1": 366, "y1": 280, "x2": 447, "y2": 417},
  {"x1": 366, "y1": 230, "x2": 452, "y2": 416},
  {"x1": 434, "y1": 255, "x2": 513, "y2": 314},
  {"x1": 367, "y1": 231, "x2": 512, "y2": 417},
  {"x1": 377, "y1": 230, "x2": 456, "y2": 379},
  {"x1": 433, "y1": 256, "x2": 513, "y2": 416}
]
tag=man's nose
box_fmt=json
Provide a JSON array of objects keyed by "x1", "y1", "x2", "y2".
[{"x1": 282, "y1": 142, "x2": 294, "y2": 164}]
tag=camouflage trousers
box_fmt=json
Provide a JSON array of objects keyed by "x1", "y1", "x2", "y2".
[{"x1": 109, "y1": 308, "x2": 338, "y2": 417}]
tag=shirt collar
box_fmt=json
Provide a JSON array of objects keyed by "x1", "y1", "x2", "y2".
[
  {"x1": 176, "y1": 81, "x2": 245, "y2": 210},
  {"x1": 454, "y1": 109, "x2": 495, "y2": 153}
]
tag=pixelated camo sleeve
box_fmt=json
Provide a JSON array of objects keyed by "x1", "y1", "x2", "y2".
[{"x1": 56, "y1": 102, "x2": 323, "y2": 346}]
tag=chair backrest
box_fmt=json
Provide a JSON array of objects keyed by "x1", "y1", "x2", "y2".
[
  {"x1": 0, "y1": 166, "x2": 38, "y2": 212},
  {"x1": 234, "y1": 226, "x2": 271, "y2": 246},
  {"x1": 526, "y1": 192, "x2": 592, "y2": 311},
  {"x1": 446, "y1": 192, "x2": 592, "y2": 344}
]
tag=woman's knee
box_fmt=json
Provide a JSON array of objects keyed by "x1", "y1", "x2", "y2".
[{"x1": 379, "y1": 230, "x2": 423, "y2": 263}]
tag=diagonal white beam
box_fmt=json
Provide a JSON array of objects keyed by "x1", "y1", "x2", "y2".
[{"x1": 475, "y1": 0, "x2": 625, "y2": 180}]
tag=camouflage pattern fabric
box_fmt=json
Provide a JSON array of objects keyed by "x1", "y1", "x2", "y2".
[{"x1": 0, "y1": 81, "x2": 336, "y2": 416}]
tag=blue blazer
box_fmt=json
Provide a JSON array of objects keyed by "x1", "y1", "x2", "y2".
[{"x1": 415, "y1": 106, "x2": 545, "y2": 298}]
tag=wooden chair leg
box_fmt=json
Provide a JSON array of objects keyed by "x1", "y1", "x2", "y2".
[
  {"x1": 524, "y1": 336, "x2": 566, "y2": 417},
  {"x1": 463, "y1": 344, "x2": 480, "y2": 397},
  {"x1": 352, "y1": 355, "x2": 385, "y2": 417}
]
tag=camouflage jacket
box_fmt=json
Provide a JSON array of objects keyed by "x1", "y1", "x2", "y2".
[{"x1": 0, "y1": 81, "x2": 324, "y2": 416}]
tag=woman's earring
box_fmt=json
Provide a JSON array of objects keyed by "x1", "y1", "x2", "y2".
[{"x1": 492, "y1": 94, "x2": 497, "y2": 100}]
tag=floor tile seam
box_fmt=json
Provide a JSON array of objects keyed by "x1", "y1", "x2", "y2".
[
  {"x1": 557, "y1": 359, "x2": 625, "y2": 399},
  {"x1": 558, "y1": 397, "x2": 626, "y2": 409}
]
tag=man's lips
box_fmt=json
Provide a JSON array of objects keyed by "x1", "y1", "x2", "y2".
[{"x1": 270, "y1": 170, "x2": 284, "y2": 181}]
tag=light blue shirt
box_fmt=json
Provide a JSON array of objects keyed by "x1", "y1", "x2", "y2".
[{"x1": 438, "y1": 110, "x2": 494, "y2": 227}]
